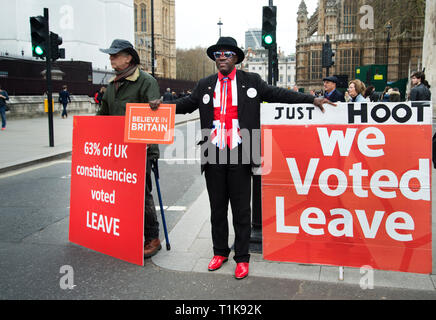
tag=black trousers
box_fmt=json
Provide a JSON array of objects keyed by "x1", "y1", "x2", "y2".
[{"x1": 204, "y1": 146, "x2": 252, "y2": 263}]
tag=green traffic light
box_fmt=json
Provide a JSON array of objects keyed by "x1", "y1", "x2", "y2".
[
  {"x1": 264, "y1": 35, "x2": 273, "y2": 45},
  {"x1": 34, "y1": 45, "x2": 44, "y2": 56}
]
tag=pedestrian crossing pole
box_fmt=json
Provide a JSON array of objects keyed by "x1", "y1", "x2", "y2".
[
  {"x1": 251, "y1": 0, "x2": 278, "y2": 252},
  {"x1": 31, "y1": 8, "x2": 66, "y2": 147},
  {"x1": 151, "y1": 0, "x2": 155, "y2": 78},
  {"x1": 43, "y1": 8, "x2": 55, "y2": 148}
]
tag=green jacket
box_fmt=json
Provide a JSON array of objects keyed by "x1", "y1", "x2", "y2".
[
  {"x1": 98, "y1": 67, "x2": 160, "y2": 116},
  {"x1": 97, "y1": 67, "x2": 161, "y2": 160}
]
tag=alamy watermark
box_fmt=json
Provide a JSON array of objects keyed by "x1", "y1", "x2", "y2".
[
  {"x1": 360, "y1": 265, "x2": 374, "y2": 290},
  {"x1": 359, "y1": 5, "x2": 375, "y2": 30},
  {"x1": 59, "y1": 265, "x2": 76, "y2": 290}
]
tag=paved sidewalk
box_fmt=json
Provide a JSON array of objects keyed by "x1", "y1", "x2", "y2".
[
  {"x1": 153, "y1": 188, "x2": 436, "y2": 291},
  {"x1": 1, "y1": 112, "x2": 436, "y2": 293}
]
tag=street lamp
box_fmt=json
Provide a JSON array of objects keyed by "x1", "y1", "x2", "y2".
[
  {"x1": 385, "y1": 21, "x2": 392, "y2": 82},
  {"x1": 217, "y1": 18, "x2": 223, "y2": 38}
]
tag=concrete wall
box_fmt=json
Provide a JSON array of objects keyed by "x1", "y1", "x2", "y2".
[
  {"x1": 423, "y1": 0, "x2": 436, "y2": 112},
  {"x1": 5, "y1": 95, "x2": 97, "y2": 119}
]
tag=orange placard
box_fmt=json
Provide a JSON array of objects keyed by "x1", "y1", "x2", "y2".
[{"x1": 124, "y1": 103, "x2": 176, "y2": 144}]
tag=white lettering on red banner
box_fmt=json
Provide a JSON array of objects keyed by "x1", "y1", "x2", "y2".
[
  {"x1": 261, "y1": 102, "x2": 432, "y2": 274},
  {"x1": 69, "y1": 116, "x2": 147, "y2": 266}
]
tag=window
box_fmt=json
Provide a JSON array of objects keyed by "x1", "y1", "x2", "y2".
[
  {"x1": 141, "y1": 5, "x2": 147, "y2": 32},
  {"x1": 411, "y1": 19, "x2": 424, "y2": 38},
  {"x1": 309, "y1": 50, "x2": 322, "y2": 81},
  {"x1": 134, "y1": 4, "x2": 137, "y2": 32},
  {"x1": 375, "y1": 46, "x2": 387, "y2": 65},
  {"x1": 398, "y1": 47, "x2": 411, "y2": 79},
  {"x1": 343, "y1": 0, "x2": 357, "y2": 34},
  {"x1": 339, "y1": 49, "x2": 360, "y2": 80}
]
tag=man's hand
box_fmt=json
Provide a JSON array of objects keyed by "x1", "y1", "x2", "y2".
[
  {"x1": 313, "y1": 97, "x2": 336, "y2": 113},
  {"x1": 149, "y1": 99, "x2": 162, "y2": 111}
]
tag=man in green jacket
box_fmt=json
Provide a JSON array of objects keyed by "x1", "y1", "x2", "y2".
[{"x1": 98, "y1": 39, "x2": 162, "y2": 258}]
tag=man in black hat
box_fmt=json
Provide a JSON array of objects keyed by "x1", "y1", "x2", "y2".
[
  {"x1": 323, "y1": 76, "x2": 345, "y2": 102},
  {"x1": 97, "y1": 39, "x2": 163, "y2": 259},
  {"x1": 152, "y1": 37, "x2": 335, "y2": 280}
]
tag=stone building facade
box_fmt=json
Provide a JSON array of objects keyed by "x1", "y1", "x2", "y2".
[
  {"x1": 296, "y1": 0, "x2": 425, "y2": 92},
  {"x1": 134, "y1": 0, "x2": 176, "y2": 79},
  {"x1": 422, "y1": 0, "x2": 435, "y2": 109}
]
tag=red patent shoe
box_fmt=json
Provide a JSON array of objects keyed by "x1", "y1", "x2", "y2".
[
  {"x1": 208, "y1": 255, "x2": 228, "y2": 271},
  {"x1": 235, "y1": 262, "x2": 249, "y2": 280}
]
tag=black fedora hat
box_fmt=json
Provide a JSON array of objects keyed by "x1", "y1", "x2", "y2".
[
  {"x1": 207, "y1": 37, "x2": 245, "y2": 64},
  {"x1": 100, "y1": 39, "x2": 140, "y2": 65}
]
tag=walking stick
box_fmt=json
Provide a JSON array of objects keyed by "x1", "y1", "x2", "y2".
[{"x1": 150, "y1": 159, "x2": 171, "y2": 250}]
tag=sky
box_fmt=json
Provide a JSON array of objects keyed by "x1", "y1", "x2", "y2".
[{"x1": 175, "y1": 0, "x2": 319, "y2": 55}]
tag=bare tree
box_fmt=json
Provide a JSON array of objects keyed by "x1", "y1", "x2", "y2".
[{"x1": 176, "y1": 47, "x2": 216, "y2": 81}]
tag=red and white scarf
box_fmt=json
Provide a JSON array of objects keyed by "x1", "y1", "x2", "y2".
[{"x1": 210, "y1": 68, "x2": 242, "y2": 150}]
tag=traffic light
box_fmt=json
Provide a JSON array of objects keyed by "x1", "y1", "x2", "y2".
[
  {"x1": 262, "y1": 6, "x2": 277, "y2": 49},
  {"x1": 30, "y1": 15, "x2": 48, "y2": 59},
  {"x1": 322, "y1": 42, "x2": 335, "y2": 68},
  {"x1": 50, "y1": 32, "x2": 65, "y2": 61}
]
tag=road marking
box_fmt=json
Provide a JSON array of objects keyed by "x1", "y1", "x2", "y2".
[
  {"x1": 155, "y1": 206, "x2": 187, "y2": 211},
  {"x1": 159, "y1": 158, "x2": 200, "y2": 162}
]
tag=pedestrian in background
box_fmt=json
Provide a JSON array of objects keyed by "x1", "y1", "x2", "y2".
[
  {"x1": 409, "y1": 71, "x2": 431, "y2": 101},
  {"x1": 96, "y1": 87, "x2": 106, "y2": 106},
  {"x1": 59, "y1": 85, "x2": 71, "y2": 119},
  {"x1": 151, "y1": 36, "x2": 335, "y2": 280},
  {"x1": 0, "y1": 84, "x2": 9, "y2": 130},
  {"x1": 94, "y1": 90, "x2": 100, "y2": 104},
  {"x1": 381, "y1": 86, "x2": 391, "y2": 102},
  {"x1": 322, "y1": 76, "x2": 345, "y2": 102},
  {"x1": 388, "y1": 88, "x2": 401, "y2": 102},
  {"x1": 364, "y1": 85, "x2": 375, "y2": 101},
  {"x1": 98, "y1": 39, "x2": 163, "y2": 258},
  {"x1": 348, "y1": 79, "x2": 366, "y2": 102},
  {"x1": 163, "y1": 88, "x2": 173, "y2": 102},
  {"x1": 408, "y1": 71, "x2": 433, "y2": 168}
]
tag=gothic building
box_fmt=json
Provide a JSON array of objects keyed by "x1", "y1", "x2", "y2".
[
  {"x1": 134, "y1": 0, "x2": 176, "y2": 79},
  {"x1": 296, "y1": 0, "x2": 425, "y2": 92}
]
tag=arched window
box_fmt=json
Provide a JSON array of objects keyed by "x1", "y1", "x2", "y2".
[
  {"x1": 134, "y1": 4, "x2": 137, "y2": 32},
  {"x1": 141, "y1": 4, "x2": 147, "y2": 32},
  {"x1": 162, "y1": 7, "x2": 169, "y2": 38},
  {"x1": 343, "y1": 0, "x2": 357, "y2": 34}
]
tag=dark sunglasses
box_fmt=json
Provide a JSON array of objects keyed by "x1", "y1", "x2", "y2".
[{"x1": 213, "y1": 51, "x2": 236, "y2": 59}]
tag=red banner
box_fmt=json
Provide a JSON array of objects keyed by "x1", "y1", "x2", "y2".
[
  {"x1": 69, "y1": 116, "x2": 147, "y2": 266},
  {"x1": 261, "y1": 102, "x2": 432, "y2": 274}
]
